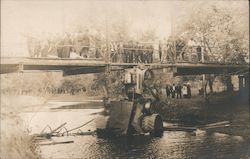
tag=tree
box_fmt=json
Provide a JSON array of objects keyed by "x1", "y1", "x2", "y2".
[
  {"x1": 139, "y1": 28, "x2": 158, "y2": 42},
  {"x1": 176, "y1": 2, "x2": 249, "y2": 64},
  {"x1": 173, "y1": 2, "x2": 249, "y2": 95},
  {"x1": 110, "y1": 18, "x2": 131, "y2": 42}
]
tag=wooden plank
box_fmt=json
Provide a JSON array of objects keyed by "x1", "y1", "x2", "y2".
[
  {"x1": 38, "y1": 140, "x2": 74, "y2": 146},
  {"x1": 163, "y1": 126, "x2": 197, "y2": 132}
]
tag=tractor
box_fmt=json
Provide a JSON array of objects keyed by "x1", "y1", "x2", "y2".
[{"x1": 97, "y1": 65, "x2": 164, "y2": 137}]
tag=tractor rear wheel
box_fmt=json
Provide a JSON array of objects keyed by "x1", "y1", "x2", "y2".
[{"x1": 141, "y1": 114, "x2": 163, "y2": 136}]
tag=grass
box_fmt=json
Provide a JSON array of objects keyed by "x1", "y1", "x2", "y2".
[
  {"x1": 1, "y1": 95, "x2": 44, "y2": 159},
  {"x1": 158, "y1": 91, "x2": 250, "y2": 137}
]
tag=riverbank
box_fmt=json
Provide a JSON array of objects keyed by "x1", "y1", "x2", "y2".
[
  {"x1": 159, "y1": 91, "x2": 250, "y2": 138},
  {"x1": 1, "y1": 95, "x2": 44, "y2": 159}
]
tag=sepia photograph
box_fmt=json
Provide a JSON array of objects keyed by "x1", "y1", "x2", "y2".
[{"x1": 1, "y1": 0, "x2": 249, "y2": 158}]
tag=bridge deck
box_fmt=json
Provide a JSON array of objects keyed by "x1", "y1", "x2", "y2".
[{"x1": 1, "y1": 57, "x2": 249, "y2": 76}]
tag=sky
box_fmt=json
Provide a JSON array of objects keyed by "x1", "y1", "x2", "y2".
[{"x1": 1, "y1": 0, "x2": 249, "y2": 57}]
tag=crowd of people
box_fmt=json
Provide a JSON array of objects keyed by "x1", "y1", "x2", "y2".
[
  {"x1": 166, "y1": 83, "x2": 191, "y2": 99},
  {"x1": 26, "y1": 30, "x2": 100, "y2": 59},
  {"x1": 26, "y1": 31, "x2": 156, "y2": 63},
  {"x1": 110, "y1": 41, "x2": 154, "y2": 63},
  {"x1": 26, "y1": 31, "x2": 193, "y2": 64},
  {"x1": 27, "y1": 31, "x2": 244, "y2": 64}
]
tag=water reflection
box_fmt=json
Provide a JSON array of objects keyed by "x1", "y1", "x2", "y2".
[
  {"x1": 65, "y1": 131, "x2": 249, "y2": 159},
  {"x1": 22, "y1": 101, "x2": 249, "y2": 159}
]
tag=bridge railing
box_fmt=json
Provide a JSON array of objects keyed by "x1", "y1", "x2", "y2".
[{"x1": 27, "y1": 42, "x2": 248, "y2": 65}]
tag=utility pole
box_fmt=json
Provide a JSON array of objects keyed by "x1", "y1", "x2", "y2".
[
  {"x1": 170, "y1": 5, "x2": 176, "y2": 63},
  {"x1": 105, "y1": 14, "x2": 110, "y2": 64},
  {"x1": 104, "y1": 11, "x2": 112, "y2": 74},
  {"x1": 202, "y1": 35, "x2": 207, "y2": 100},
  {"x1": 202, "y1": 57, "x2": 206, "y2": 100},
  {"x1": 202, "y1": 75, "x2": 207, "y2": 100}
]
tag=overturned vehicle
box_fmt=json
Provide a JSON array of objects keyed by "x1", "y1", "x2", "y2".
[{"x1": 97, "y1": 66, "x2": 164, "y2": 137}]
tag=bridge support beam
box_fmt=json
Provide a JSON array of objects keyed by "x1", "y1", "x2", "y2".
[{"x1": 202, "y1": 74, "x2": 206, "y2": 99}]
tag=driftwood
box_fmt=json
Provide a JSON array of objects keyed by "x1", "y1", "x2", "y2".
[
  {"x1": 62, "y1": 119, "x2": 95, "y2": 135},
  {"x1": 35, "y1": 122, "x2": 67, "y2": 139},
  {"x1": 38, "y1": 140, "x2": 74, "y2": 146},
  {"x1": 50, "y1": 122, "x2": 67, "y2": 134},
  {"x1": 204, "y1": 121, "x2": 229, "y2": 127},
  {"x1": 163, "y1": 121, "x2": 230, "y2": 132},
  {"x1": 163, "y1": 126, "x2": 196, "y2": 132},
  {"x1": 74, "y1": 130, "x2": 96, "y2": 136},
  {"x1": 201, "y1": 121, "x2": 230, "y2": 130}
]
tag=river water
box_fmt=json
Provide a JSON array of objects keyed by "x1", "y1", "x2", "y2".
[{"x1": 20, "y1": 100, "x2": 250, "y2": 159}]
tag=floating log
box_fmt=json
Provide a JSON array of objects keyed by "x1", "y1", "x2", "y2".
[
  {"x1": 74, "y1": 131, "x2": 96, "y2": 136},
  {"x1": 204, "y1": 121, "x2": 229, "y2": 127},
  {"x1": 163, "y1": 126, "x2": 197, "y2": 132},
  {"x1": 201, "y1": 121, "x2": 230, "y2": 130},
  {"x1": 163, "y1": 121, "x2": 230, "y2": 132},
  {"x1": 38, "y1": 140, "x2": 74, "y2": 146}
]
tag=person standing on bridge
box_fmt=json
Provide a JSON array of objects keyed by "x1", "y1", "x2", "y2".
[
  {"x1": 138, "y1": 43, "x2": 143, "y2": 63},
  {"x1": 73, "y1": 31, "x2": 84, "y2": 57},
  {"x1": 187, "y1": 38, "x2": 197, "y2": 62},
  {"x1": 128, "y1": 41, "x2": 133, "y2": 63},
  {"x1": 81, "y1": 29, "x2": 90, "y2": 58},
  {"x1": 47, "y1": 34, "x2": 58, "y2": 57},
  {"x1": 131, "y1": 41, "x2": 136, "y2": 63},
  {"x1": 116, "y1": 42, "x2": 122, "y2": 63},
  {"x1": 61, "y1": 33, "x2": 72, "y2": 58},
  {"x1": 135, "y1": 42, "x2": 140, "y2": 63},
  {"x1": 145, "y1": 44, "x2": 150, "y2": 63},
  {"x1": 26, "y1": 35, "x2": 41, "y2": 58},
  {"x1": 196, "y1": 45, "x2": 202, "y2": 62},
  {"x1": 142, "y1": 44, "x2": 147, "y2": 63},
  {"x1": 148, "y1": 44, "x2": 154, "y2": 63},
  {"x1": 123, "y1": 42, "x2": 128, "y2": 63},
  {"x1": 93, "y1": 29, "x2": 103, "y2": 58},
  {"x1": 40, "y1": 36, "x2": 50, "y2": 57},
  {"x1": 57, "y1": 34, "x2": 63, "y2": 58},
  {"x1": 166, "y1": 39, "x2": 174, "y2": 63},
  {"x1": 159, "y1": 41, "x2": 163, "y2": 63}
]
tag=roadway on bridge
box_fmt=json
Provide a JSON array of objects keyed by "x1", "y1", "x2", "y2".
[{"x1": 1, "y1": 57, "x2": 249, "y2": 76}]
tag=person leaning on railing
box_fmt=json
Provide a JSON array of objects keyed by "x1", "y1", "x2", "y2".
[{"x1": 61, "y1": 33, "x2": 72, "y2": 58}]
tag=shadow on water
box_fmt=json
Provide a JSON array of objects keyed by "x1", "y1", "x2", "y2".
[
  {"x1": 37, "y1": 99, "x2": 250, "y2": 159},
  {"x1": 89, "y1": 135, "x2": 162, "y2": 158},
  {"x1": 51, "y1": 102, "x2": 103, "y2": 110},
  {"x1": 83, "y1": 132, "x2": 250, "y2": 159}
]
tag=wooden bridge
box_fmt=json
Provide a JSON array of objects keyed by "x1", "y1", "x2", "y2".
[{"x1": 1, "y1": 57, "x2": 249, "y2": 76}]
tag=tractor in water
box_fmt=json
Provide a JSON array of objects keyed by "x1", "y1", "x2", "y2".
[{"x1": 97, "y1": 65, "x2": 164, "y2": 137}]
